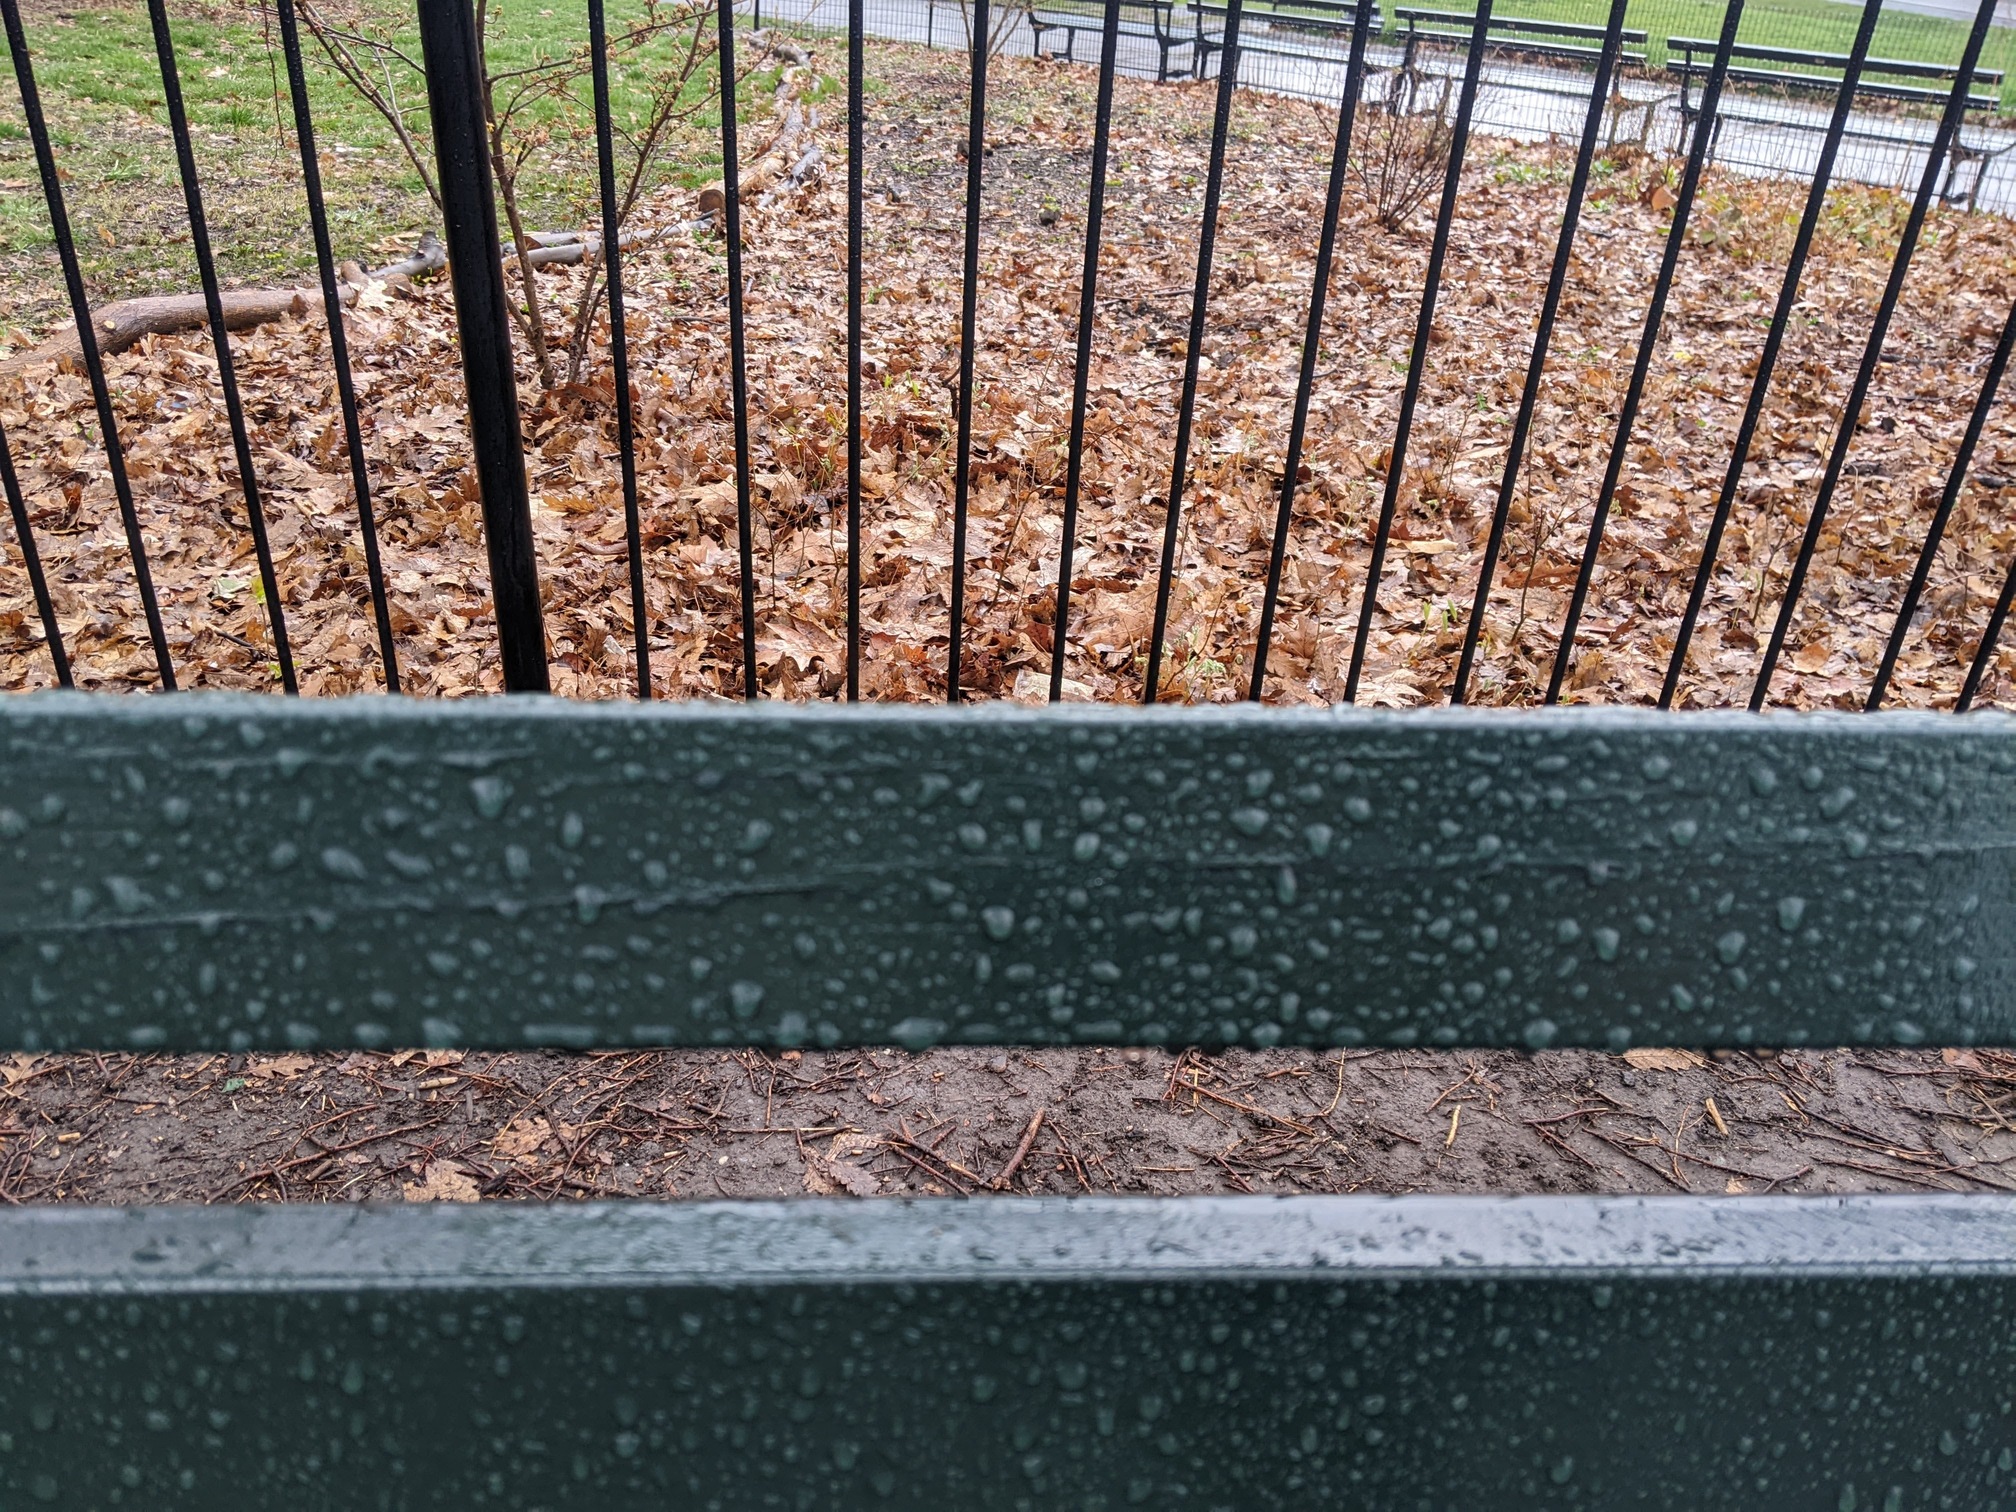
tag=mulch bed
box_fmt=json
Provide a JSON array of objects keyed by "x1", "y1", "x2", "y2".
[{"x1": 4, "y1": 1044, "x2": 2011, "y2": 1203}]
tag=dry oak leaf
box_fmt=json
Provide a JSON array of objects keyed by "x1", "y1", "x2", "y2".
[
  {"x1": 806, "y1": 1130, "x2": 882, "y2": 1196},
  {"x1": 249, "y1": 1053, "x2": 314, "y2": 1080},
  {"x1": 493, "y1": 1115, "x2": 554, "y2": 1163},
  {"x1": 401, "y1": 1161, "x2": 482, "y2": 1202},
  {"x1": 805, "y1": 1156, "x2": 880, "y2": 1197},
  {"x1": 1621, "y1": 1047, "x2": 1709, "y2": 1072}
]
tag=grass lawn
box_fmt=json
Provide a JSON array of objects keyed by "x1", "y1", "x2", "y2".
[
  {"x1": 1503, "y1": 0, "x2": 2016, "y2": 84},
  {"x1": 0, "y1": 0, "x2": 769, "y2": 332}
]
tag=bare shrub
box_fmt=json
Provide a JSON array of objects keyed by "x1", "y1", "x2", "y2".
[
  {"x1": 295, "y1": 0, "x2": 721, "y2": 388},
  {"x1": 956, "y1": 0, "x2": 1032, "y2": 59},
  {"x1": 1352, "y1": 62, "x2": 1455, "y2": 232}
]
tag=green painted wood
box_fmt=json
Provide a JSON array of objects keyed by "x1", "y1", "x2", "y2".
[
  {"x1": 0, "y1": 694, "x2": 2011, "y2": 1052},
  {"x1": 0, "y1": 1195, "x2": 2011, "y2": 1509}
]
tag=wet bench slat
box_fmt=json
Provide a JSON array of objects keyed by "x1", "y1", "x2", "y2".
[
  {"x1": 1, "y1": 698, "x2": 2011, "y2": 1054},
  {"x1": 3, "y1": 1196, "x2": 2014, "y2": 1509}
]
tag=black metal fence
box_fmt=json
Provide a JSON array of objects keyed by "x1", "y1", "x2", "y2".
[{"x1": 3, "y1": 0, "x2": 2016, "y2": 710}]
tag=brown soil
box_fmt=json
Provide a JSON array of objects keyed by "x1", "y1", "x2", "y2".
[{"x1": 5, "y1": 1045, "x2": 2012, "y2": 1204}]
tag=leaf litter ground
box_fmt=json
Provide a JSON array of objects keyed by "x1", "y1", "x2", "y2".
[{"x1": 1, "y1": 39, "x2": 2011, "y2": 1199}]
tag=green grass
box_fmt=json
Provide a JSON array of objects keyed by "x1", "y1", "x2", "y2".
[
  {"x1": 0, "y1": 0, "x2": 774, "y2": 330},
  {"x1": 1391, "y1": 0, "x2": 2016, "y2": 105}
]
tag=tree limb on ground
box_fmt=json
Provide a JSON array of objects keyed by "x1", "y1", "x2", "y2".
[
  {"x1": 4, "y1": 47, "x2": 833, "y2": 382},
  {"x1": 0, "y1": 234, "x2": 446, "y2": 375},
  {"x1": 520, "y1": 223, "x2": 707, "y2": 269},
  {"x1": 697, "y1": 40, "x2": 823, "y2": 218},
  {"x1": 0, "y1": 220, "x2": 715, "y2": 374}
]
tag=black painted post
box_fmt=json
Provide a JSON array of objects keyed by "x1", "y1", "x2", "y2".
[{"x1": 415, "y1": 0, "x2": 549, "y2": 692}]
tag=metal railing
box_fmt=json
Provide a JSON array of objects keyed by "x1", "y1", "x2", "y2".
[{"x1": 1, "y1": 0, "x2": 2014, "y2": 710}]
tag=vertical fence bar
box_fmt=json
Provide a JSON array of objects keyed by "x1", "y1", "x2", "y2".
[
  {"x1": 847, "y1": 0, "x2": 864, "y2": 700},
  {"x1": 1341, "y1": 0, "x2": 1493, "y2": 704},
  {"x1": 946, "y1": 0, "x2": 990, "y2": 701},
  {"x1": 2, "y1": 0, "x2": 175, "y2": 689},
  {"x1": 275, "y1": 0, "x2": 399, "y2": 692},
  {"x1": 0, "y1": 420, "x2": 69, "y2": 685},
  {"x1": 589, "y1": 0, "x2": 651, "y2": 700},
  {"x1": 1751, "y1": 0, "x2": 1997, "y2": 711},
  {"x1": 1048, "y1": 0, "x2": 1122, "y2": 702},
  {"x1": 1248, "y1": 0, "x2": 1372, "y2": 701},
  {"x1": 1868, "y1": 294, "x2": 2016, "y2": 709},
  {"x1": 1447, "y1": 0, "x2": 1626, "y2": 706},
  {"x1": 147, "y1": 0, "x2": 296, "y2": 694},
  {"x1": 1545, "y1": 0, "x2": 1743, "y2": 706},
  {"x1": 1142, "y1": 0, "x2": 1243, "y2": 704},
  {"x1": 1958, "y1": 552, "x2": 2016, "y2": 710},
  {"x1": 1660, "y1": 0, "x2": 1881, "y2": 710},
  {"x1": 415, "y1": 0, "x2": 549, "y2": 692},
  {"x1": 715, "y1": 2, "x2": 759, "y2": 699}
]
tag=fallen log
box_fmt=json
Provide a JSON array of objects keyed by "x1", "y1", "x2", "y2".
[
  {"x1": 0, "y1": 234, "x2": 446, "y2": 375},
  {"x1": 697, "y1": 99, "x2": 819, "y2": 216},
  {"x1": 519, "y1": 222, "x2": 704, "y2": 270},
  {"x1": 696, "y1": 42, "x2": 821, "y2": 218},
  {"x1": 757, "y1": 143, "x2": 825, "y2": 210}
]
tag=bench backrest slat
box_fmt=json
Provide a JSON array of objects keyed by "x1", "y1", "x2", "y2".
[
  {"x1": 1030, "y1": 0, "x2": 1176, "y2": 18},
  {"x1": 2, "y1": 698, "x2": 2009, "y2": 1055},
  {"x1": 3, "y1": 1195, "x2": 2013, "y2": 1508},
  {"x1": 1191, "y1": 0, "x2": 1377, "y2": 19},
  {"x1": 1667, "y1": 34, "x2": 2006, "y2": 89},
  {"x1": 1397, "y1": 6, "x2": 1645, "y2": 44}
]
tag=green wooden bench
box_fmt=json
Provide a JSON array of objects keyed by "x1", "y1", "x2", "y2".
[
  {"x1": 1396, "y1": 6, "x2": 1649, "y2": 74},
  {"x1": 1029, "y1": 0, "x2": 1200, "y2": 81},
  {"x1": 1, "y1": 694, "x2": 2013, "y2": 1508},
  {"x1": 1189, "y1": 0, "x2": 1381, "y2": 81},
  {"x1": 1668, "y1": 36, "x2": 2011, "y2": 207}
]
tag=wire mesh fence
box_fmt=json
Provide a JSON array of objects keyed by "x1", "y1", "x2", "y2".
[
  {"x1": 765, "y1": 0, "x2": 2016, "y2": 180},
  {"x1": 831, "y1": 0, "x2": 2016, "y2": 98}
]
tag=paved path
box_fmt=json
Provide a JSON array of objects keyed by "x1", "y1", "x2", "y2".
[{"x1": 751, "y1": 0, "x2": 2016, "y2": 214}]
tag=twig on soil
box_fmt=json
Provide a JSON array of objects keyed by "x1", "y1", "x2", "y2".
[
  {"x1": 210, "y1": 1114, "x2": 448, "y2": 1200},
  {"x1": 1051, "y1": 1126, "x2": 1095, "y2": 1193},
  {"x1": 1162, "y1": 1076, "x2": 1318, "y2": 1138},
  {"x1": 884, "y1": 1135, "x2": 977, "y2": 1194},
  {"x1": 1318, "y1": 1052, "x2": 1350, "y2": 1117},
  {"x1": 989, "y1": 1108, "x2": 1046, "y2": 1191}
]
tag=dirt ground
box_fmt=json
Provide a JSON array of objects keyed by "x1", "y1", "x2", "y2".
[{"x1": 3, "y1": 1044, "x2": 2011, "y2": 1204}]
